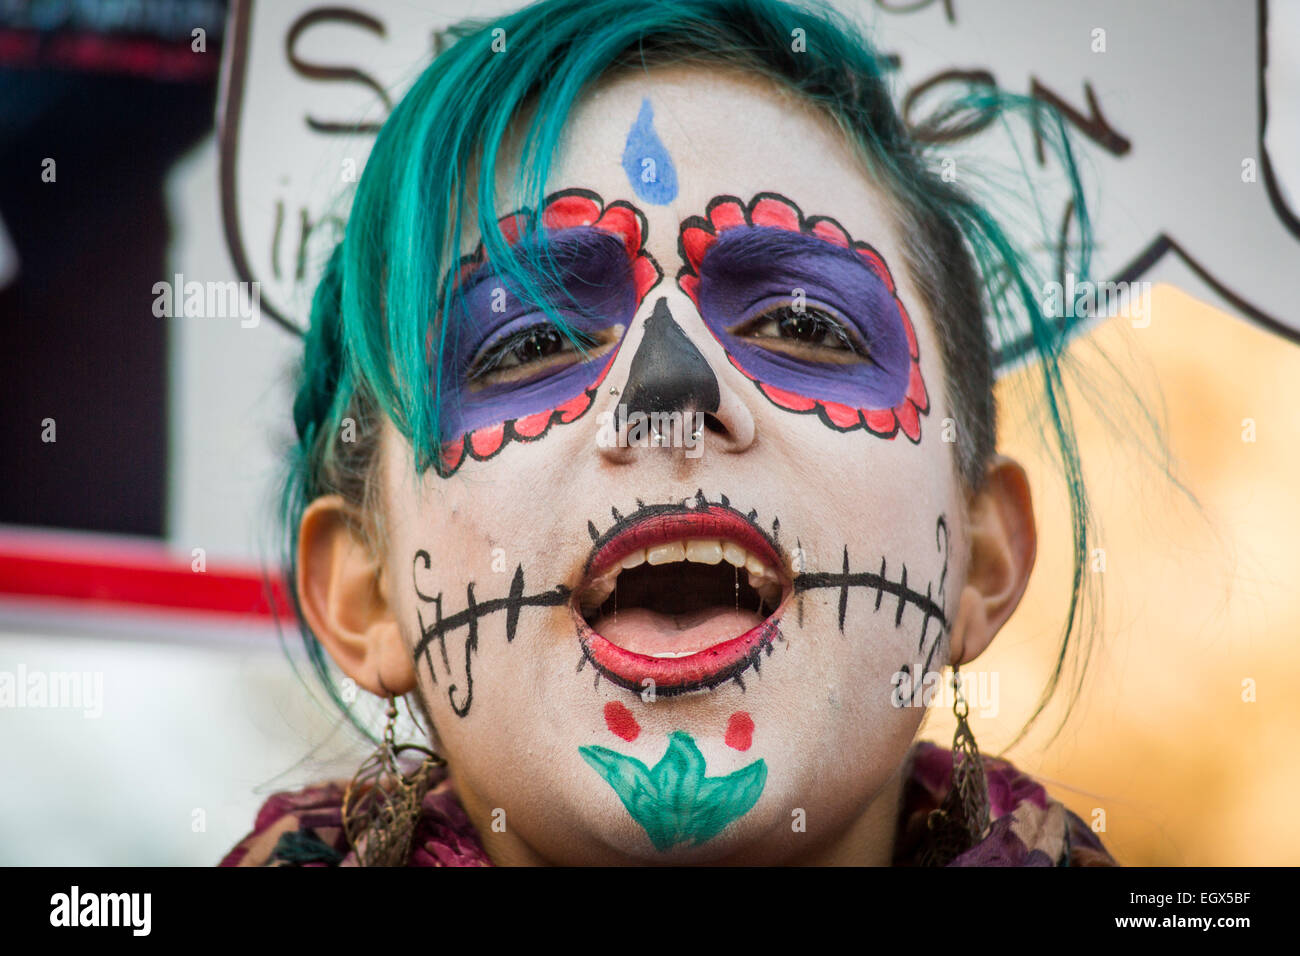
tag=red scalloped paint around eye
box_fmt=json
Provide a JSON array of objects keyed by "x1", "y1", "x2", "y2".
[
  {"x1": 676, "y1": 192, "x2": 929, "y2": 443},
  {"x1": 434, "y1": 188, "x2": 663, "y2": 477}
]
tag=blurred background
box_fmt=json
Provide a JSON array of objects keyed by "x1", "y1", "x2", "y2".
[{"x1": 0, "y1": 0, "x2": 1296, "y2": 865}]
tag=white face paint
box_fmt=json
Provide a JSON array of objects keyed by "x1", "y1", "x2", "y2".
[{"x1": 378, "y1": 65, "x2": 970, "y2": 864}]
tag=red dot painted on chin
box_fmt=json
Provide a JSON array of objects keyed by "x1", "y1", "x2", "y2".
[
  {"x1": 604, "y1": 702, "x2": 640, "y2": 742},
  {"x1": 724, "y1": 712, "x2": 755, "y2": 751}
]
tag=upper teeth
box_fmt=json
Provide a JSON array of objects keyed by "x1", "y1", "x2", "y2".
[{"x1": 580, "y1": 539, "x2": 784, "y2": 611}]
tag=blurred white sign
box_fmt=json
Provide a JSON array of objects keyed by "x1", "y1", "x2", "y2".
[{"x1": 219, "y1": 0, "x2": 1300, "y2": 368}]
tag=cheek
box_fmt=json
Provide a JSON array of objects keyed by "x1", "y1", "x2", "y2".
[
  {"x1": 790, "y1": 492, "x2": 956, "y2": 715},
  {"x1": 398, "y1": 516, "x2": 571, "y2": 719},
  {"x1": 386, "y1": 452, "x2": 594, "y2": 733}
]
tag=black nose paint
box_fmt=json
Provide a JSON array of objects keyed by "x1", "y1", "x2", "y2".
[{"x1": 620, "y1": 297, "x2": 721, "y2": 417}]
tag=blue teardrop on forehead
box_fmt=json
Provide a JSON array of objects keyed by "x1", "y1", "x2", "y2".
[{"x1": 621, "y1": 98, "x2": 679, "y2": 205}]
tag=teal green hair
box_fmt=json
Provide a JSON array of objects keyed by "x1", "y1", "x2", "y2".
[{"x1": 284, "y1": 0, "x2": 1105, "y2": 749}]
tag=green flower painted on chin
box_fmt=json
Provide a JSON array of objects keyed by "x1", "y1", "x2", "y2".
[{"x1": 579, "y1": 730, "x2": 767, "y2": 852}]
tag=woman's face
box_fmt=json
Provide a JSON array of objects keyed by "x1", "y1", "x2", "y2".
[{"x1": 378, "y1": 66, "x2": 969, "y2": 864}]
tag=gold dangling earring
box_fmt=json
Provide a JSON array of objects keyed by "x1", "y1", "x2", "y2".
[
  {"x1": 921, "y1": 665, "x2": 992, "y2": 866},
  {"x1": 342, "y1": 695, "x2": 446, "y2": 867}
]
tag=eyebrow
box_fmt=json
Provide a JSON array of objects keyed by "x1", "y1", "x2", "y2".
[
  {"x1": 455, "y1": 226, "x2": 632, "y2": 297},
  {"x1": 699, "y1": 224, "x2": 867, "y2": 274}
]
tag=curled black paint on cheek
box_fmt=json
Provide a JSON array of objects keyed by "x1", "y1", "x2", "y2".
[
  {"x1": 620, "y1": 297, "x2": 721, "y2": 418},
  {"x1": 411, "y1": 552, "x2": 571, "y2": 718}
]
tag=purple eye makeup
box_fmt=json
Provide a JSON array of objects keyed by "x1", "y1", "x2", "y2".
[
  {"x1": 430, "y1": 188, "x2": 930, "y2": 479},
  {"x1": 677, "y1": 193, "x2": 929, "y2": 441},
  {"x1": 433, "y1": 189, "x2": 662, "y2": 475}
]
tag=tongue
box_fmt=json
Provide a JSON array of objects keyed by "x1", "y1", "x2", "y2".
[{"x1": 590, "y1": 606, "x2": 765, "y2": 657}]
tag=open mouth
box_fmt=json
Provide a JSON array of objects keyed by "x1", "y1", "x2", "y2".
[{"x1": 572, "y1": 502, "x2": 792, "y2": 695}]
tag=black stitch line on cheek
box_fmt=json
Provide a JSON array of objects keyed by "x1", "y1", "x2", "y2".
[
  {"x1": 918, "y1": 581, "x2": 934, "y2": 653},
  {"x1": 895, "y1": 564, "x2": 909, "y2": 627},
  {"x1": 448, "y1": 583, "x2": 477, "y2": 717},
  {"x1": 796, "y1": 536, "x2": 804, "y2": 629},
  {"x1": 413, "y1": 550, "x2": 449, "y2": 678},
  {"x1": 794, "y1": 554, "x2": 947, "y2": 634},
  {"x1": 903, "y1": 625, "x2": 948, "y2": 707},
  {"x1": 913, "y1": 514, "x2": 952, "y2": 702},
  {"x1": 935, "y1": 515, "x2": 950, "y2": 608},
  {"x1": 412, "y1": 557, "x2": 571, "y2": 719},
  {"x1": 504, "y1": 566, "x2": 525, "y2": 642},
  {"x1": 838, "y1": 547, "x2": 850, "y2": 632},
  {"x1": 918, "y1": 516, "x2": 951, "y2": 704},
  {"x1": 413, "y1": 551, "x2": 435, "y2": 684},
  {"x1": 791, "y1": 514, "x2": 952, "y2": 707},
  {"x1": 415, "y1": 605, "x2": 437, "y2": 686}
]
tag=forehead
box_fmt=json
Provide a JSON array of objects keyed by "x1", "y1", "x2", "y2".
[{"x1": 493, "y1": 65, "x2": 900, "y2": 244}]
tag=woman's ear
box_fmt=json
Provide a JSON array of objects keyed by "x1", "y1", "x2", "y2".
[
  {"x1": 297, "y1": 495, "x2": 416, "y2": 696},
  {"x1": 948, "y1": 455, "x2": 1037, "y2": 668}
]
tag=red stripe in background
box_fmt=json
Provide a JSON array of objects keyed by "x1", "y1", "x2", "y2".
[
  {"x1": 0, "y1": 30, "x2": 219, "y2": 81},
  {"x1": 0, "y1": 536, "x2": 292, "y2": 621}
]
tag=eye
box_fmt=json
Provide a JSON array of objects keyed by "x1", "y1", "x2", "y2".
[
  {"x1": 732, "y1": 304, "x2": 870, "y2": 364},
  {"x1": 467, "y1": 322, "x2": 620, "y2": 388}
]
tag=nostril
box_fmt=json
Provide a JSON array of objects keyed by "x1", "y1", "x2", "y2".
[{"x1": 702, "y1": 413, "x2": 727, "y2": 435}]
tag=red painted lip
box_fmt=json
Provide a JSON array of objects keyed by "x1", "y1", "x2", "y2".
[
  {"x1": 584, "y1": 506, "x2": 785, "y2": 581},
  {"x1": 574, "y1": 505, "x2": 791, "y2": 695},
  {"x1": 575, "y1": 609, "x2": 784, "y2": 696}
]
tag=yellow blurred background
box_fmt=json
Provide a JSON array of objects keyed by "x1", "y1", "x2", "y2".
[{"x1": 919, "y1": 284, "x2": 1300, "y2": 866}]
